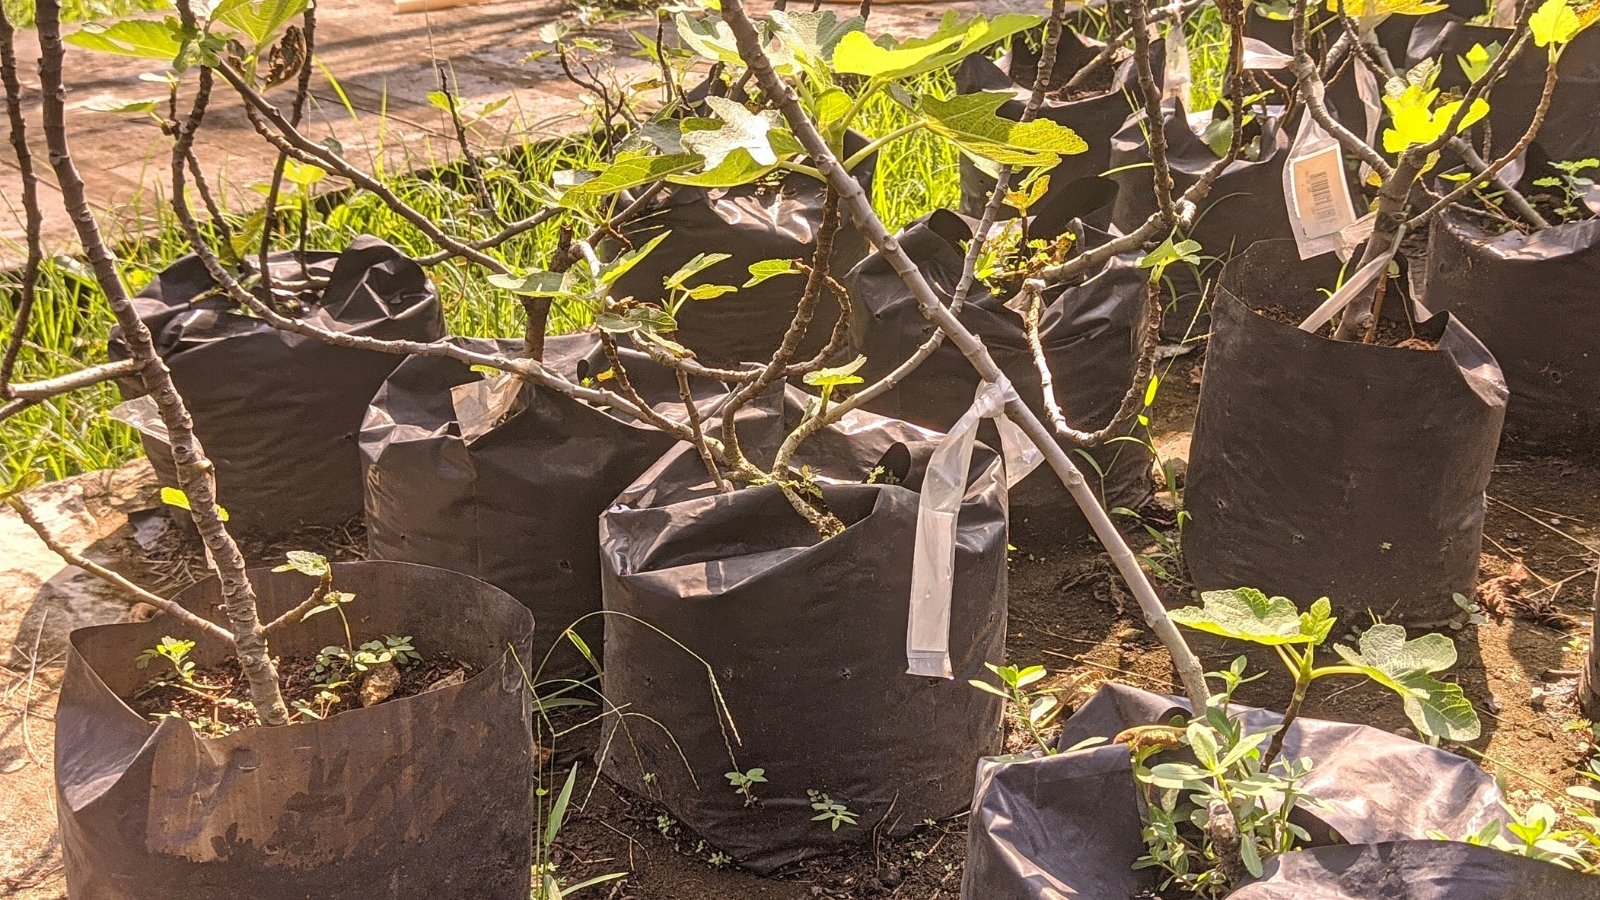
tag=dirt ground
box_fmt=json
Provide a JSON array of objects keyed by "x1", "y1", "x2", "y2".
[{"x1": 3, "y1": 354, "x2": 1597, "y2": 899}]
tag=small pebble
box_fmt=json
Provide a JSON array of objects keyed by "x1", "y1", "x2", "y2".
[{"x1": 880, "y1": 866, "x2": 903, "y2": 888}]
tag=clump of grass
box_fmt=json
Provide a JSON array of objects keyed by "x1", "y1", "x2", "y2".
[
  {"x1": 2, "y1": 0, "x2": 168, "y2": 28},
  {"x1": 858, "y1": 69, "x2": 962, "y2": 233}
]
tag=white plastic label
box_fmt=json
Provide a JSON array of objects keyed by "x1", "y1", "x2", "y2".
[
  {"x1": 1241, "y1": 38, "x2": 1293, "y2": 71},
  {"x1": 1335, "y1": 211, "x2": 1377, "y2": 260},
  {"x1": 1163, "y1": 19, "x2": 1192, "y2": 112},
  {"x1": 450, "y1": 372, "x2": 523, "y2": 443},
  {"x1": 110, "y1": 395, "x2": 169, "y2": 446},
  {"x1": 1284, "y1": 104, "x2": 1359, "y2": 260},
  {"x1": 906, "y1": 378, "x2": 1043, "y2": 678},
  {"x1": 1297, "y1": 227, "x2": 1404, "y2": 333},
  {"x1": 1354, "y1": 60, "x2": 1382, "y2": 184}
]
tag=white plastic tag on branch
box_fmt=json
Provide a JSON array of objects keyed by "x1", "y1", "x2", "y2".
[
  {"x1": 1354, "y1": 61, "x2": 1382, "y2": 183},
  {"x1": 1241, "y1": 38, "x2": 1293, "y2": 71},
  {"x1": 1335, "y1": 212, "x2": 1377, "y2": 260},
  {"x1": 1283, "y1": 103, "x2": 1359, "y2": 260},
  {"x1": 1163, "y1": 18, "x2": 1193, "y2": 112},
  {"x1": 906, "y1": 378, "x2": 1043, "y2": 678},
  {"x1": 451, "y1": 372, "x2": 523, "y2": 444},
  {"x1": 110, "y1": 395, "x2": 170, "y2": 446},
  {"x1": 1297, "y1": 226, "x2": 1404, "y2": 333}
]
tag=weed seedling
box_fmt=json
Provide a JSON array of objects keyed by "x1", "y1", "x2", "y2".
[
  {"x1": 807, "y1": 790, "x2": 859, "y2": 831},
  {"x1": 725, "y1": 768, "x2": 768, "y2": 807}
]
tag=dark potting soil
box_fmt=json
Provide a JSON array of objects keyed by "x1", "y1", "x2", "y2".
[
  {"x1": 1253, "y1": 302, "x2": 1437, "y2": 349},
  {"x1": 128, "y1": 650, "x2": 478, "y2": 735}
]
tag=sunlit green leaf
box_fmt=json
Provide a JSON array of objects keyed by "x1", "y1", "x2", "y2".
[
  {"x1": 212, "y1": 0, "x2": 308, "y2": 49},
  {"x1": 1169, "y1": 588, "x2": 1320, "y2": 646},
  {"x1": 561, "y1": 151, "x2": 700, "y2": 203},
  {"x1": 803, "y1": 355, "x2": 868, "y2": 388},
  {"x1": 272, "y1": 550, "x2": 330, "y2": 577},
  {"x1": 919, "y1": 91, "x2": 1087, "y2": 167},
  {"x1": 745, "y1": 258, "x2": 802, "y2": 287},
  {"x1": 66, "y1": 19, "x2": 184, "y2": 61},
  {"x1": 682, "y1": 96, "x2": 783, "y2": 170},
  {"x1": 1334, "y1": 624, "x2": 1481, "y2": 741},
  {"x1": 664, "y1": 253, "x2": 732, "y2": 290},
  {"x1": 1530, "y1": 0, "x2": 1582, "y2": 48}
]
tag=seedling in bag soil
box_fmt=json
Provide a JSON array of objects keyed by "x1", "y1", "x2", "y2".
[
  {"x1": 127, "y1": 552, "x2": 478, "y2": 736},
  {"x1": 1124, "y1": 588, "x2": 1480, "y2": 896}
]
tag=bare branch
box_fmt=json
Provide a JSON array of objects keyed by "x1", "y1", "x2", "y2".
[
  {"x1": 7, "y1": 360, "x2": 141, "y2": 401},
  {"x1": 262, "y1": 569, "x2": 331, "y2": 636},
  {"x1": 717, "y1": 0, "x2": 1211, "y2": 709},
  {"x1": 0, "y1": 5, "x2": 42, "y2": 396},
  {"x1": 38, "y1": 0, "x2": 286, "y2": 723},
  {"x1": 1408, "y1": 62, "x2": 1559, "y2": 229},
  {"x1": 8, "y1": 497, "x2": 236, "y2": 646},
  {"x1": 1129, "y1": 0, "x2": 1177, "y2": 225},
  {"x1": 1024, "y1": 277, "x2": 1165, "y2": 447}
]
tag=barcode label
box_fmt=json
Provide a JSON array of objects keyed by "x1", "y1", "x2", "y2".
[{"x1": 1289, "y1": 144, "x2": 1356, "y2": 241}]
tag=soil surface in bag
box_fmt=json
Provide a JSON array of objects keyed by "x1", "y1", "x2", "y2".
[
  {"x1": 842, "y1": 209, "x2": 1151, "y2": 541},
  {"x1": 1409, "y1": 15, "x2": 1600, "y2": 163},
  {"x1": 109, "y1": 236, "x2": 444, "y2": 537},
  {"x1": 606, "y1": 135, "x2": 876, "y2": 367},
  {"x1": 954, "y1": 28, "x2": 1142, "y2": 225},
  {"x1": 962, "y1": 682, "x2": 1532, "y2": 899},
  {"x1": 597, "y1": 385, "x2": 1007, "y2": 874},
  {"x1": 361, "y1": 332, "x2": 723, "y2": 681},
  {"x1": 1107, "y1": 101, "x2": 1292, "y2": 340},
  {"x1": 1184, "y1": 240, "x2": 1507, "y2": 626},
  {"x1": 55, "y1": 560, "x2": 535, "y2": 900},
  {"x1": 1422, "y1": 208, "x2": 1600, "y2": 457}
]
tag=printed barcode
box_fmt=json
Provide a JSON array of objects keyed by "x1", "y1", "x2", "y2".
[{"x1": 1307, "y1": 169, "x2": 1337, "y2": 227}]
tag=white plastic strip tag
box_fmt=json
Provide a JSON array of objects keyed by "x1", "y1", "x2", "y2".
[
  {"x1": 907, "y1": 378, "x2": 1043, "y2": 678},
  {"x1": 110, "y1": 395, "x2": 170, "y2": 446},
  {"x1": 450, "y1": 373, "x2": 523, "y2": 444},
  {"x1": 1284, "y1": 101, "x2": 1359, "y2": 260},
  {"x1": 1242, "y1": 38, "x2": 1292, "y2": 71},
  {"x1": 1297, "y1": 227, "x2": 1404, "y2": 332},
  {"x1": 1354, "y1": 61, "x2": 1382, "y2": 184},
  {"x1": 1163, "y1": 19, "x2": 1192, "y2": 112}
]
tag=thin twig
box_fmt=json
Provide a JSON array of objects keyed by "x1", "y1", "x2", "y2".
[
  {"x1": 0, "y1": 4, "x2": 42, "y2": 396},
  {"x1": 7, "y1": 497, "x2": 234, "y2": 645}
]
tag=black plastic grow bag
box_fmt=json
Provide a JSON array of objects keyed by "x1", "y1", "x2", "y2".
[
  {"x1": 842, "y1": 209, "x2": 1151, "y2": 537},
  {"x1": 962, "y1": 683, "x2": 1591, "y2": 899},
  {"x1": 361, "y1": 333, "x2": 722, "y2": 681},
  {"x1": 55, "y1": 560, "x2": 535, "y2": 899},
  {"x1": 1421, "y1": 209, "x2": 1600, "y2": 457},
  {"x1": 1233, "y1": 840, "x2": 1600, "y2": 898},
  {"x1": 1183, "y1": 240, "x2": 1507, "y2": 625},
  {"x1": 109, "y1": 237, "x2": 444, "y2": 536},
  {"x1": 954, "y1": 29, "x2": 1142, "y2": 224},
  {"x1": 607, "y1": 136, "x2": 876, "y2": 367},
  {"x1": 1408, "y1": 15, "x2": 1600, "y2": 163},
  {"x1": 1107, "y1": 103, "x2": 1292, "y2": 338},
  {"x1": 597, "y1": 386, "x2": 1007, "y2": 873}
]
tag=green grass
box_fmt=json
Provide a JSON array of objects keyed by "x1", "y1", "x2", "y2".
[
  {"x1": 1, "y1": 29, "x2": 1215, "y2": 486},
  {"x1": 1, "y1": 66, "x2": 959, "y2": 486},
  {"x1": 2, "y1": 0, "x2": 168, "y2": 28}
]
